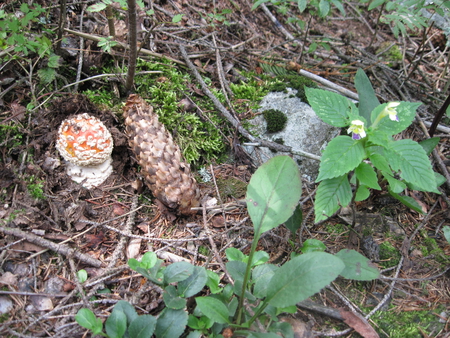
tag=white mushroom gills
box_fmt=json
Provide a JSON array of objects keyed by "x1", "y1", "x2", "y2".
[{"x1": 56, "y1": 113, "x2": 113, "y2": 189}]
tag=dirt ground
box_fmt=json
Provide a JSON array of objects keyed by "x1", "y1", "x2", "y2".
[{"x1": 0, "y1": 0, "x2": 450, "y2": 337}]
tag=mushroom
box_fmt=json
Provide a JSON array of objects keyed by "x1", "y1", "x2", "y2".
[{"x1": 56, "y1": 113, "x2": 113, "y2": 189}]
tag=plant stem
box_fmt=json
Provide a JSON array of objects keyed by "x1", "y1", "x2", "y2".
[
  {"x1": 236, "y1": 231, "x2": 260, "y2": 325},
  {"x1": 124, "y1": 0, "x2": 137, "y2": 94}
]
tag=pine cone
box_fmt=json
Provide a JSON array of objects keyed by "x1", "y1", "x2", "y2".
[{"x1": 124, "y1": 94, "x2": 200, "y2": 215}]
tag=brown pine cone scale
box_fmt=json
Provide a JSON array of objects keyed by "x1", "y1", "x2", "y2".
[{"x1": 124, "y1": 94, "x2": 200, "y2": 215}]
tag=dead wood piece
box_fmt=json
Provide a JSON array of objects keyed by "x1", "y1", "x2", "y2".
[{"x1": 0, "y1": 226, "x2": 104, "y2": 268}]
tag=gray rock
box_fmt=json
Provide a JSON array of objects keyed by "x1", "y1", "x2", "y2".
[{"x1": 245, "y1": 89, "x2": 340, "y2": 181}]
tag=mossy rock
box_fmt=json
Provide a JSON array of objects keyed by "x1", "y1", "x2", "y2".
[
  {"x1": 268, "y1": 74, "x2": 318, "y2": 103},
  {"x1": 215, "y1": 177, "x2": 247, "y2": 199},
  {"x1": 263, "y1": 109, "x2": 287, "y2": 133}
]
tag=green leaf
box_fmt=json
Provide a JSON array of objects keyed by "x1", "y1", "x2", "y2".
[
  {"x1": 47, "y1": 54, "x2": 60, "y2": 68},
  {"x1": 87, "y1": 2, "x2": 108, "y2": 12},
  {"x1": 387, "y1": 139, "x2": 438, "y2": 193},
  {"x1": 172, "y1": 14, "x2": 183, "y2": 23},
  {"x1": 335, "y1": 249, "x2": 380, "y2": 280},
  {"x1": 163, "y1": 285, "x2": 187, "y2": 310},
  {"x1": 105, "y1": 308, "x2": 127, "y2": 338},
  {"x1": 388, "y1": 188, "x2": 425, "y2": 214},
  {"x1": 317, "y1": 136, "x2": 366, "y2": 181},
  {"x1": 355, "y1": 185, "x2": 370, "y2": 201},
  {"x1": 284, "y1": 204, "x2": 303, "y2": 234},
  {"x1": 226, "y1": 260, "x2": 246, "y2": 283},
  {"x1": 75, "y1": 308, "x2": 103, "y2": 335},
  {"x1": 314, "y1": 175, "x2": 352, "y2": 223},
  {"x1": 369, "y1": 0, "x2": 387, "y2": 11},
  {"x1": 355, "y1": 68, "x2": 380, "y2": 126},
  {"x1": 371, "y1": 102, "x2": 420, "y2": 136},
  {"x1": 251, "y1": 0, "x2": 269, "y2": 10},
  {"x1": 419, "y1": 137, "x2": 440, "y2": 155},
  {"x1": 246, "y1": 156, "x2": 302, "y2": 235},
  {"x1": 443, "y1": 226, "x2": 450, "y2": 244},
  {"x1": 113, "y1": 300, "x2": 138, "y2": 324},
  {"x1": 251, "y1": 251, "x2": 270, "y2": 266},
  {"x1": 301, "y1": 239, "x2": 326, "y2": 253},
  {"x1": 154, "y1": 308, "x2": 188, "y2": 338},
  {"x1": 383, "y1": 172, "x2": 406, "y2": 193},
  {"x1": 140, "y1": 251, "x2": 158, "y2": 269},
  {"x1": 77, "y1": 269, "x2": 88, "y2": 283},
  {"x1": 205, "y1": 270, "x2": 222, "y2": 294},
  {"x1": 226, "y1": 247, "x2": 246, "y2": 262},
  {"x1": 252, "y1": 264, "x2": 278, "y2": 298},
  {"x1": 177, "y1": 266, "x2": 208, "y2": 298},
  {"x1": 195, "y1": 297, "x2": 231, "y2": 324},
  {"x1": 368, "y1": 150, "x2": 392, "y2": 173},
  {"x1": 128, "y1": 315, "x2": 157, "y2": 338},
  {"x1": 248, "y1": 333, "x2": 283, "y2": 338},
  {"x1": 163, "y1": 261, "x2": 194, "y2": 284},
  {"x1": 305, "y1": 87, "x2": 351, "y2": 127},
  {"x1": 318, "y1": 0, "x2": 331, "y2": 17},
  {"x1": 266, "y1": 252, "x2": 344, "y2": 307},
  {"x1": 355, "y1": 162, "x2": 381, "y2": 190},
  {"x1": 297, "y1": 0, "x2": 307, "y2": 12},
  {"x1": 37, "y1": 68, "x2": 56, "y2": 84}
]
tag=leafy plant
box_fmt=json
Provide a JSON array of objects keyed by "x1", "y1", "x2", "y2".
[
  {"x1": 306, "y1": 68, "x2": 444, "y2": 223},
  {"x1": 252, "y1": 0, "x2": 345, "y2": 18},
  {"x1": 76, "y1": 155, "x2": 380, "y2": 338}
]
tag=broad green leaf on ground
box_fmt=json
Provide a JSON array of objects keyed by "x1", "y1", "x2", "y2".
[
  {"x1": 301, "y1": 239, "x2": 326, "y2": 253},
  {"x1": 355, "y1": 185, "x2": 370, "y2": 201},
  {"x1": 443, "y1": 226, "x2": 450, "y2": 244},
  {"x1": 388, "y1": 188, "x2": 425, "y2": 214},
  {"x1": 368, "y1": 150, "x2": 392, "y2": 174},
  {"x1": 75, "y1": 308, "x2": 103, "y2": 335},
  {"x1": 355, "y1": 68, "x2": 380, "y2": 125},
  {"x1": 163, "y1": 285, "x2": 187, "y2": 310},
  {"x1": 128, "y1": 315, "x2": 157, "y2": 338},
  {"x1": 335, "y1": 249, "x2": 380, "y2": 280},
  {"x1": 113, "y1": 300, "x2": 138, "y2": 324},
  {"x1": 387, "y1": 139, "x2": 438, "y2": 193},
  {"x1": 305, "y1": 87, "x2": 351, "y2": 127},
  {"x1": 315, "y1": 175, "x2": 352, "y2": 223},
  {"x1": 246, "y1": 156, "x2": 302, "y2": 235},
  {"x1": 355, "y1": 162, "x2": 381, "y2": 190},
  {"x1": 177, "y1": 266, "x2": 208, "y2": 298},
  {"x1": 163, "y1": 261, "x2": 194, "y2": 284},
  {"x1": 419, "y1": 137, "x2": 440, "y2": 155},
  {"x1": 195, "y1": 297, "x2": 231, "y2": 324},
  {"x1": 154, "y1": 308, "x2": 188, "y2": 338},
  {"x1": 105, "y1": 308, "x2": 127, "y2": 338},
  {"x1": 383, "y1": 172, "x2": 406, "y2": 193},
  {"x1": 317, "y1": 136, "x2": 366, "y2": 182},
  {"x1": 266, "y1": 252, "x2": 344, "y2": 308},
  {"x1": 371, "y1": 102, "x2": 420, "y2": 136}
]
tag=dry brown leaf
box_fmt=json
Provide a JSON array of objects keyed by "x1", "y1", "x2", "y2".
[{"x1": 340, "y1": 309, "x2": 379, "y2": 338}]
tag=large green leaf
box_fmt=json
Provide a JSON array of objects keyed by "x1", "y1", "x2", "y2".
[
  {"x1": 335, "y1": 249, "x2": 380, "y2": 280},
  {"x1": 252, "y1": 264, "x2": 278, "y2": 298},
  {"x1": 75, "y1": 308, "x2": 103, "y2": 335},
  {"x1": 154, "y1": 308, "x2": 188, "y2": 338},
  {"x1": 371, "y1": 102, "x2": 420, "y2": 136},
  {"x1": 387, "y1": 139, "x2": 438, "y2": 193},
  {"x1": 177, "y1": 266, "x2": 208, "y2": 298},
  {"x1": 388, "y1": 188, "x2": 425, "y2": 214},
  {"x1": 246, "y1": 156, "x2": 302, "y2": 235},
  {"x1": 113, "y1": 300, "x2": 138, "y2": 324},
  {"x1": 195, "y1": 297, "x2": 231, "y2": 324},
  {"x1": 128, "y1": 315, "x2": 157, "y2": 338},
  {"x1": 355, "y1": 162, "x2": 381, "y2": 190},
  {"x1": 265, "y1": 252, "x2": 344, "y2": 307},
  {"x1": 305, "y1": 87, "x2": 352, "y2": 127},
  {"x1": 105, "y1": 307, "x2": 127, "y2": 338},
  {"x1": 314, "y1": 175, "x2": 352, "y2": 223},
  {"x1": 317, "y1": 136, "x2": 366, "y2": 182},
  {"x1": 355, "y1": 68, "x2": 380, "y2": 125},
  {"x1": 163, "y1": 261, "x2": 194, "y2": 284},
  {"x1": 284, "y1": 204, "x2": 302, "y2": 234},
  {"x1": 419, "y1": 137, "x2": 440, "y2": 155}
]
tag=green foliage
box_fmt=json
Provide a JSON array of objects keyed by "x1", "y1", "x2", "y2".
[
  {"x1": 26, "y1": 176, "x2": 45, "y2": 200},
  {"x1": 76, "y1": 155, "x2": 379, "y2": 338},
  {"x1": 267, "y1": 74, "x2": 318, "y2": 103},
  {"x1": 306, "y1": 69, "x2": 442, "y2": 223},
  {"x1": 444, "y1": 226, "x2": 450, "y2": 244},
  {"x1": 263, "y1": 109, "x2": 287, "y2": 133},
  {"x1": 252, "y1": 0, "x2": 345, "y2": 18},
  {"x1": 379, "y1": 241, "x2": 401, "y2": 268},
  {"x1": 132, "y1": 59, "x2": 226, "y2": 164}
]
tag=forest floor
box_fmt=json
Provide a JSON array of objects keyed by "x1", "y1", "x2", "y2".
[{"x1": 0, "y1": 0, "x2": 450, "y2": 337}]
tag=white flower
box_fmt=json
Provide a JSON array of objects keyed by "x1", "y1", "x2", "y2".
[
  {"x1": 385, "y1": 102, "x2": 400, "y2": 122},
  {"x1": 347, "y1": 120, "x2": 366, "y2": 140}
]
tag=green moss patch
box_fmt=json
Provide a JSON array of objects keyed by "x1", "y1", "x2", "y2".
[
  {"x1": 268, "y1": 74, "x2": 318, "y2": 103},
  {"x1": 263, "y1": 109, "x2": 287, "y2": 133}
]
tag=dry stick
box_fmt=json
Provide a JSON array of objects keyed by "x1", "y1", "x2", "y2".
[
  {"x1": 179, "y1": 43, "x2": 320, "y2": 160},
  {"x1": 0, "y1": 226, "x2": 103, "y2": 267}
]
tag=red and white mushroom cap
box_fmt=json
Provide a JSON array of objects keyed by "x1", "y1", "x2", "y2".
[{"x1": 56, "y1": 114, "x2": 114, "y2": 188}]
